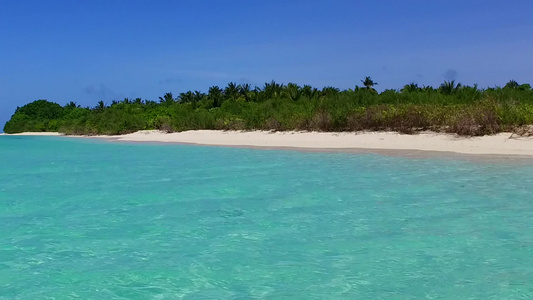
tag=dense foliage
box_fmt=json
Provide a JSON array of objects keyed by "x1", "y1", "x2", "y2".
[
  {"x1": 3, "y1": 100, "x2": 65, "y2": 133},
  {"x1": 4, "y1": 79, "x2": 533, "y2": 136}
]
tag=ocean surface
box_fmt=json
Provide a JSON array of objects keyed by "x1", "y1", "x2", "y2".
[{"x1": 0, "y1": 136, "x2": 532, "y2": 299}]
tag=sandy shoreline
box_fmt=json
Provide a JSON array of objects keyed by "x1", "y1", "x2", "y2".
[{"x1": 4, "y1": 130, "x2": 533, "y2": 156}]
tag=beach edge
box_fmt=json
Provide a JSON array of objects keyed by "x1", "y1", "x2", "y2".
[{"x1": 4, "y1": 130, "x2": 533, "y2": 156}]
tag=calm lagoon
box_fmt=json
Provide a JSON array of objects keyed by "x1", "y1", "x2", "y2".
[{"x1": 1, "y1": 136, "x2": 532, "y2": 299}]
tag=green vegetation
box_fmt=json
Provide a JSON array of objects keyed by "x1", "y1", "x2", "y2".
[{"x1": 4, "y1": 79, "x2": 533, "y2": 136}]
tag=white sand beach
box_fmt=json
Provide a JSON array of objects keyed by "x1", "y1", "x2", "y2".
[
  {"x1": 5, "y1": 130, "x2": 533, "y2": 156},
  {"x1": 102, "y1": 130, "x2": 533, "y2": 156}
]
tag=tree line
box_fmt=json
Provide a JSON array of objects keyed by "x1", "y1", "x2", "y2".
[{"x1": 4, "y1": 78, "x2": 533, "y2": 136}]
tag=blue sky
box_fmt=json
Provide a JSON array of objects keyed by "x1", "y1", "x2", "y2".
[{"x1": 1, "y1": 0, "x2": 532, "y2": 129}]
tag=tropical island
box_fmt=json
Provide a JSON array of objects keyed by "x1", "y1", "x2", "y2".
[{"x1": 4, "y1": 78, "x2": 533, "y2": 137}]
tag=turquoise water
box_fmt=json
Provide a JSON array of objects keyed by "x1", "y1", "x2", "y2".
[{"x1": 1, "y1": 136, "x2": 532, "y2": 299}]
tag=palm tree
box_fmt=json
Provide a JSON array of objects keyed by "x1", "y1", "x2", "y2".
[
  {"x1": 238, "y1": 83, "x2": 252, "y2": 101},
  {"x1": 439, "y1": 80, "x2": 462, "y2": 95},
  {"x1": 301, "y1": 85, "x2": 318, "y2": 99},
  {"x1": 65, "y1": 101, "x2": 78, "y2": 109},
  {"x1": 283, "y1": 83, "x2": 301, "y2": 101},
  {"x1": 208, "y1": 86, "x2": 224, "y2": 107},
  {"x1": 178, "y1": 91, "x2": 194, "y2": 103},
  {"x1": 96, "y1": 100, "x2": 105, "y2": 110},
  {"x1": 159, "y1": 92, "x2": 174, "y2": 105},
  {"x1": 224, "y1": 82, "x2": 239, "y2": 100},
  {"x1": 361, "y1": 76, "x2": 378, "y2": 90},
  {"x1": 253, "y1": 86, "x2": 266, "y2": 102},
  {"x1": 321, "y1": 86, "x2": 340, "y2": 97},
  {"x1": 401, "y1": 83, "x2": 420, "y2": 93},
  {"x1": 422, "y1": 85, "x2": 435, "y2": 93},
  {"x1": 504, "y1": 80, "x2": 519, "y2": 89},
  {"x1": 193, "y1": 90, "x2": 206, "y2": 103},
  {"x1": 263, "y1": 80, "x2": 283, "y2": 99}
]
